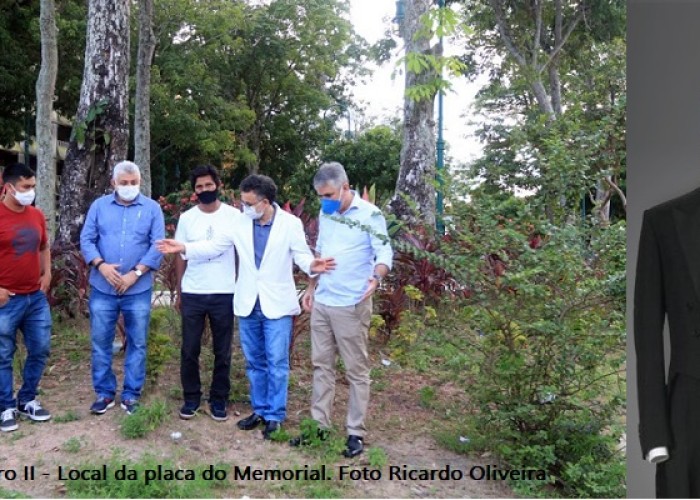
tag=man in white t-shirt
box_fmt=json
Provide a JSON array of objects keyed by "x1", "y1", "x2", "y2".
[{"x1": 174, "y1": 165, "x2": 240, "y2": 421}]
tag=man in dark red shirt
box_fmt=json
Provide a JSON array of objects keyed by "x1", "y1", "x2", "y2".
[{"x1": 0, "y1": 163, "x2": 52, "y2": 432}]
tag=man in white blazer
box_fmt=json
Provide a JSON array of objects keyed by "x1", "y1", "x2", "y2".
[{"x1": 156, "y1": 174, "x2": 334, "y2": 439}]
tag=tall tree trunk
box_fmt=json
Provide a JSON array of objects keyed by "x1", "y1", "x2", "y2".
[
  {"x1": 387, "y1": 0, "x2": 438, "y2": 229},
  {"x1": 35, "y1": 0, "x2": 58, "y2": 240},
  {"x1": 134, "y1": 0, "x2": 155, "y2": 196},
  {"x1": 57, "y1": 0, "x2": 130, "y2": 245}
]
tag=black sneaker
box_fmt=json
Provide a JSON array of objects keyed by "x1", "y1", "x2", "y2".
[
  {"x1": 343, "y1": 435, "x2": 364, "y2": 458},
  {"x1": 237, "y1": 412, "x2": 265, "y2": 430},
  {"x1": 179, "y1": 401, "x2": 200, "y2": 420},
  {"x1": 0, "y1": 408, "x2": 18, "y2": 432},
  {"x1": 289, "y1": 427, "x2": 330, "y2": 447},
  {"x1": 263, "y1": 421, "x2": 281, "y2": 440},
  {"x1": 18, "y1": 400, "x2": 51, "y2": 421},
  {"x1": 121, "y1": 400, "x2": 139, "y2": 415},
  {"x1": 90, "y1": 397, "x2": 116, "y2": 415},
  {"x1": 209, "y1": 400, "x2": 228, "y2": 421}
]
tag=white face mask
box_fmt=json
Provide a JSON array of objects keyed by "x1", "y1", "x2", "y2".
[
  {"x1": 11, "y1": 187, "x2": 36, "y2": 206},
  {"x1": 116, "y1": 185, "x2": 140, "y2": 202},
  {"x1": 243, "y1": 204, "x2": 264, "y2": 220}
]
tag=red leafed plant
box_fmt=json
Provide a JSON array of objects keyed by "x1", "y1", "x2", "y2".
[{"x1": 47, "y1": 240, "x2": 90, "y2": 318}]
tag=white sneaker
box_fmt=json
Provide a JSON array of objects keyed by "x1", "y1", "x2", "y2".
[
  {"x1": 18, "y1": 400, "x2": 51, "y2": 421},
  {"x1": 0, "y1": 408, "x2": 18, "y2": 432}
]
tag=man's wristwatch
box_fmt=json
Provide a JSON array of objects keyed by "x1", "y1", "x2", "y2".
[{"x1": 134, "y1": 268, "x2": 144, "y2": 278}]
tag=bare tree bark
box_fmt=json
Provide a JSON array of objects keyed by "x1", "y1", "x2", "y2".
[
  {"x1": 57, "y1": 0, "x2": 131, "y2": 245},
  {"x1": 134, "y1": 0, "x2": 156, "y2": 196},
  {"x1": 35, "y1": 0, "x2": 58, "y2": 240},
  {"x1": 387, "y1": 0, "x2": 438, "y2": 229}
]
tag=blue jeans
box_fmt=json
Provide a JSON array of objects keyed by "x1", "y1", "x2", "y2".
[
  {"x1": 0, "y1": 291, "x2": 52, "y2": 411},
  {"x1": 238, "y1": 301, "x2": 293, "y2": 422},
  {"x1": 89, "y1": 288, "x2": 151, "y2": 401}
]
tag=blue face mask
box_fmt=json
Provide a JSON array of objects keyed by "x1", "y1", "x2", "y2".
[{"x1": 321, "y1": 188, "x2": 343, "y2": 215}]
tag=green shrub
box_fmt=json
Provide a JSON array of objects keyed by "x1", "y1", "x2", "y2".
[
  {"x1": 447, "y1": 195, "x2": 626, "y2": 498},
  {"x1": 146, "y1": 308, "x2": 178, "y2": 383},
  {"x1": 120, "y1": 400, "x2": 168, "y2": 439}
]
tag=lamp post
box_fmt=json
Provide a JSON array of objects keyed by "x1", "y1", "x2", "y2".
[{"x1": 436, "y1": 0, "x2": 445, "y2": 235}]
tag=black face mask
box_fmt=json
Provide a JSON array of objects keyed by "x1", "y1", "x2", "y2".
[{"x1": 197, "y1": 189, "x2": 219, "y2": 204}]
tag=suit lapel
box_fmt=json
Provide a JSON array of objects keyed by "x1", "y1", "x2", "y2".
[{"x1": 673, "y1": 190, "x2": 700, "y2": 301}]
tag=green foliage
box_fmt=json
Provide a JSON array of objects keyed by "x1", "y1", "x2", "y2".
[
  {"x1": 64, "y1": 454, "x2": 229, "y2": 498},
  {"x1": 150, "y1": 0, "x2": 368, "y2": 197},
  {"x1": 418, "y1": 386, "x2": 437, "y2": 409},
  {"x1": 71, "y1": 98, "x2": 109, "y2": 148},
  {"x1": 120, "y1": 400, "x2": 168, "y2": 439},
  {"x1": 461, "y1": 0, "x2": 626, "y2": 223},
  {"x1": 0, "y1": 0, "x2": 39, "y2": 146},
  {"x1": 0, "y1": 0, "x2": 85, "y2": 146},
  {"x1": 440, "y1": 192, "x2": 625, "y2": 497},
  {"x1": 294, "y1": 418, "x2": 346, "y2": 461},
  {"x1": 309, "y1": 123, "x2": 402, "y2": 208},
  {"x1": 146, "y1": 308, "x2": 178, "y2": 383},
  {"x1": 367, "y1": 447, "x2": 388, "y2": 468}
]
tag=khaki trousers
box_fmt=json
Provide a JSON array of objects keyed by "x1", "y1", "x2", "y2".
[{"x1": 310, "y1": 298, "x2": 372, "y2": 437}]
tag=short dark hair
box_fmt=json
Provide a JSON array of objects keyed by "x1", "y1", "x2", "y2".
[
  {"x1": 239, "y1": 174, "x2": 277, "y2": 204},
  {"x1": 2, "y1": 163, "x2": 36, "y2": 184},
  {"x1": 189, "y1": 164, "x2": 221, "y2": 190}
]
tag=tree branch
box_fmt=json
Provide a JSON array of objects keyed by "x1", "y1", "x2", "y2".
[
  {"x1": 605, "y1": 175, "x2": 627, "y2": 211},
  {"x1": 488, "y1": 0, "x2": 528, "y2": 68},
  {"x1": 538, "y1": 5, "x2": 583, "y2": 73},
  {"x1": 532, "y1": 0, "x2": 543, "y2": 67}
]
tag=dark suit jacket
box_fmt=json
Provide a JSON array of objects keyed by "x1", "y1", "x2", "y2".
[{"x1": 635, "y1": 187, "x2": 700, "y2": 458}]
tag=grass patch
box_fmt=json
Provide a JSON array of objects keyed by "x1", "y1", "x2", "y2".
[
  {"x1": 288, "y1": 418, "x2": 346, "y2": 462},
  {"x1": 53, "y1": 409, "x2": 81, "y2": 423},
  {"x1": 418, "y1": 386, "x2": 437, "y2": 409},
  {"x1": 367, "y1": 446, "x2": 388, "y2": 468},
  {"x1": 62, "y1": 436, "x2": 83, "y2": 453},
  {"x1": 0, "y1": 487, "x2": 30, "y2": 499},
  {"x1": 64, "y1": 454, "x2": 231, "y2": 498},
  {"x1": 120, "y1": 400, "x2": 168, "y2": 439},
  {"x1": 267, "y1": 426, "x2": 292, "y2": 443},
  {"x1": 9, "y1": 431, "x2": 25, "y2": 442}
]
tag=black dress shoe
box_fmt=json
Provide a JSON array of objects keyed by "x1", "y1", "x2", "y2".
[
  {"x1": 237, "y1": 413, "x2": 266, "y2": 430},
  {"x1": 262, "y1": 420, "x2": 281, "y2": 440},
  {"x1": 289, "y1": 427, "x2": 330, "y2": 447},
  {"x1": 342, "y1": 435, "x2": 364, "y2": 458}
]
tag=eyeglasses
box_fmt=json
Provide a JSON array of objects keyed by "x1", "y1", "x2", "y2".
[{"x1": 241, "y1": 198, "x2": 264, "y2": 208}]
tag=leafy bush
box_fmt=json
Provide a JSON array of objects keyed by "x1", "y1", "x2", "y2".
[{"x1": 444, "y1": 193, "x2": 626, "y2": 498}]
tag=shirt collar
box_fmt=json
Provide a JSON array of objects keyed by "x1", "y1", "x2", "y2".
[{"x1": 339, "y1": 190, "x2": 361, "y2": 215}]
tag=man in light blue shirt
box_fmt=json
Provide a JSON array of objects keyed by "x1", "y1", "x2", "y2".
[
  {"x1": 292, "y1": 161, "x2": 393, "y2": 458},
  {"x1": 80, "y1": 161, "x2": 165, "y2": 415}
]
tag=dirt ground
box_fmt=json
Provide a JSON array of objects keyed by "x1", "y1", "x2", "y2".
[{"x1": 0, "y1": 317, "x2": 515, "y2": 499}]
